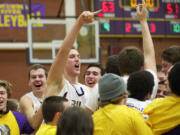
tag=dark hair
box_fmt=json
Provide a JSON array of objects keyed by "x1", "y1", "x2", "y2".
[
  {"x1": 86, "y1": 63, "x2": 105, "y2": 76},
  {"x1": 57, "y1": 107, "x2": 94, "y2": 135},
  {"x1": 156, "y1": 64, "x2": 162, "y2": 72},
  {"x1": 161, "y1": 46, "x2": 180, "y2": 64},
  {"x1": 168, "y1": 62, "x2": 180, "y2": 96},
  {"x1": 42, "y1": 96, "x2": 68, "y2": 123},
  {"x1": 127, "y1": 71, "x2": 154, "y2": 101},
  {"x1": 0, "y1": 80, "x2": 12, "y2": 98},
  {"x1": 106, "y1": 55, "x2": 120, "y2": 75},
  {"x1": 28, "y1": 64, "x2": 48, "y2": 79},
  {"x1": 118, "y1": 47, "x2": 144, "y2": 75}
]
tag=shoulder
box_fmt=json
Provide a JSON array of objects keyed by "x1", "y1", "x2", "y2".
[
  {"x1": 20, "y1": 94, "x2": 33, "y2": 106},
  {"x1": 143, "y1": 97, "x2": 165, "y2": 114},
  {"x1": 12, "y1": 111, "x2": 33, "y2": 131}
]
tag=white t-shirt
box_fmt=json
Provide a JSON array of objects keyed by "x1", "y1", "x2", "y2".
[
  {"x1": 58, "y1": 79, "x2": 89, "y2": 107},
  {"x1": 25, "y1": 91, "x2": 43, "y2": 113}
]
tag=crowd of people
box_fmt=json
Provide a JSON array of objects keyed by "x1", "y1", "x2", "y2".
[{"x1": 1, "y1": 0, "x2": 180, "y2": 135}]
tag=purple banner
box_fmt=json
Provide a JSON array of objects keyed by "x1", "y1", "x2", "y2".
[{"x1": 0, "y1": 3, "x2": 45, "y2": 28}]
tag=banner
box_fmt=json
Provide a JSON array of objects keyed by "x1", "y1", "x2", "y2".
[{"x1": 0, "y1": 3, "x2": 45, "y2": 28}]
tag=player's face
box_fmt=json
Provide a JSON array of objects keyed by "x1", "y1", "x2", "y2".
[
  {"x1": 0, "y1": 86, "x2": 8, "y2": 111},
  {"x1": 161, "y1": 59, "x2": 172, "y2": 74},
  {"x1": 85, "y1": 67, "x2": 102, "y2": 88},
  {"x1": 65, "y1": 49, "x2": 81, "y2": 76},
  {"x1": 156, "y1": 84, "x2": 170, "y2": 98},
  {"x1": 29, "y1": 68, "x2": 47, "y2": 94}
]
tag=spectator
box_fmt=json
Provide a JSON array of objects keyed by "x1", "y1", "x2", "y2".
[{"x1": 0, "y1": 80, "x2": 35, "y2": 134}]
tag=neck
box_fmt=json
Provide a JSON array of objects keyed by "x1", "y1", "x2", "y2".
[
  {"x1": 0, "y1": 106, "x2": 9, "y2": 115},
  {"x1": 64, "y1": 72, "x2": 78, "y2": 84},
  {"x1": 33, "y1": 91, "x2": 43, "y2": 98},
  {"x1": 47, "y1": 120, "x2": 57, "y2": 126}
]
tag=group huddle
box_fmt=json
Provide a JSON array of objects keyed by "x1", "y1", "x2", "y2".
[{"x1": 0, "y1": 0, "x2": 180, "y2": 135}]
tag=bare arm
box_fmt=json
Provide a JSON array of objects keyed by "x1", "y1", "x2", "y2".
[
  {"x1": 45, "y1": 11, "x2": 96, "y2": 97},
  {"x1": 137, "y1": 0, "x2": 157, "y2": 74},
  {"x1": 20, "y1": 96, "x2": 43, "y2": 130}
]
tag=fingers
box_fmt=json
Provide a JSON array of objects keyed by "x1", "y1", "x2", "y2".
[
  {"x1": 93, "y1": 9, "x2": 102, "y2": 15},
  {"x1": 142, "y1": 0, "x2": 146, "y2": 5}
]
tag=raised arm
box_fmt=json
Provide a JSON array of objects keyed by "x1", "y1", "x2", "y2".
[
  {"x1": 45, "y1": 11, "x2": 96, "y2": 97},
  {"x1": 137, "y1": 0, "x2": 157, "y2": 74}
]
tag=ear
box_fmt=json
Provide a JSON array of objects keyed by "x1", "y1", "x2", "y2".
[
  {"x1": 28, "y1": 80, "x2": 31, "y2": 87},
  {"x1": 55, "y1": 112, "x2": 62, "y2": 120},
  {"x1": 145, "y1": 93, "x2": 151, "y2": 100}
]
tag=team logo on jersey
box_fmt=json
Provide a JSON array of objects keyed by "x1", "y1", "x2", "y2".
[{"x1": 0, "y1": 124, "x2": 10, "y2": 135}]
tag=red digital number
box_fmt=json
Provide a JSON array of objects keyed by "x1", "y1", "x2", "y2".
[
  {"x1": 175, "y1": 4, "x2": 179, "y2": 14},
  {"x1": 102, "y1": 2, "x2": 114, "y2": 12},
  {"x1": 125, "y1": 23, "x2": 131, "y2": 32},
  {"x1": 166, "y1": 3, "x2": 179, "y2": 14},
  {"x1": 150, "y1": 23, "x2": 156, "y2": 33},
  {"x1": 166, "y1": 4, "x2": 173, "y2": 14}
]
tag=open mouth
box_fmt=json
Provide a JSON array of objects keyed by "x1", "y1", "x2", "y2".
[
  {"x1": 87, "y1": 81, "x2": 95, "y2": 85},
  {"x1": 34, "y1": 84, "x2": 42, "y2": 88},
  {"x1": 74, "y1": 64, "x2": 79, "y2": 68}
]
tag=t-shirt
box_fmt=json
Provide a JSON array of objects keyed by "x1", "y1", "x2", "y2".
[
  {"x1": 144, "y1": 94, "x2": 180, "y2": 135},
  {"x1": 0, "y1": 110, "x2": 34, "y2": 135},
  {"x1": 93, "y1": 104, "x2": 153, "y2": 135},
  {"x1": 58, "y1": 79, "x2": 89, "y2": 107},
  {"x1": 36, "y1": 124, "x2": 56, "y2": 135}
]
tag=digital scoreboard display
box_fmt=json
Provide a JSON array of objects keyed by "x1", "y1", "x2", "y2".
[{"x1": 92, "y1": 0, "x2": 180, "y2": 38}]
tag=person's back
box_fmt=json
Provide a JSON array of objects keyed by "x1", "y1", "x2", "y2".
[{"x1": 93, "y1": 104, "x2": 152, "y2": 135}]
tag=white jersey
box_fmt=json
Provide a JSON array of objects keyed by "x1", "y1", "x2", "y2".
[
  {"x1": 85, "y1": 84, "x2": 99, "y2": 112},
  {"x1": 146, "y1": 69, "x2": 158, "y2": 100},
  {"x1": 126, "y1": 98, "x2": 151, "y2": 113},
  {"x1": 25, "y1": 91, "x2": 43, "y2": 113},
  {"x1": 126, "y1": 98, "x2": 151, "y2": 119},
  {"x1": 58, "y1": 79, "x2": 89, "y2": 107}
]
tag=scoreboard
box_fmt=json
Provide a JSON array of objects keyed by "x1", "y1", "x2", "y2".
[{"x1": 92, "y1": 0, "x2": 180, "y2": 38}]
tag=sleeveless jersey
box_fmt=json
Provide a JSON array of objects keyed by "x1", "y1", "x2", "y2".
[
  {"x1": 25, "y1": 92, "x2": 43, "y2": 113},
  {"x1": 58, "y1": 79, "x2": 89, "y2": 107}
]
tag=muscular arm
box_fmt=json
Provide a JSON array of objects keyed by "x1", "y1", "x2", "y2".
[
  {"x1": 19, "y1": 95, "x2": 43, "y2": 130},
  {"x1": 137, "y1": 0, "x2": 157, "y2": 74},
  {"x1": 44, "y1": 11, "x2": 95, "y2": 97}
]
